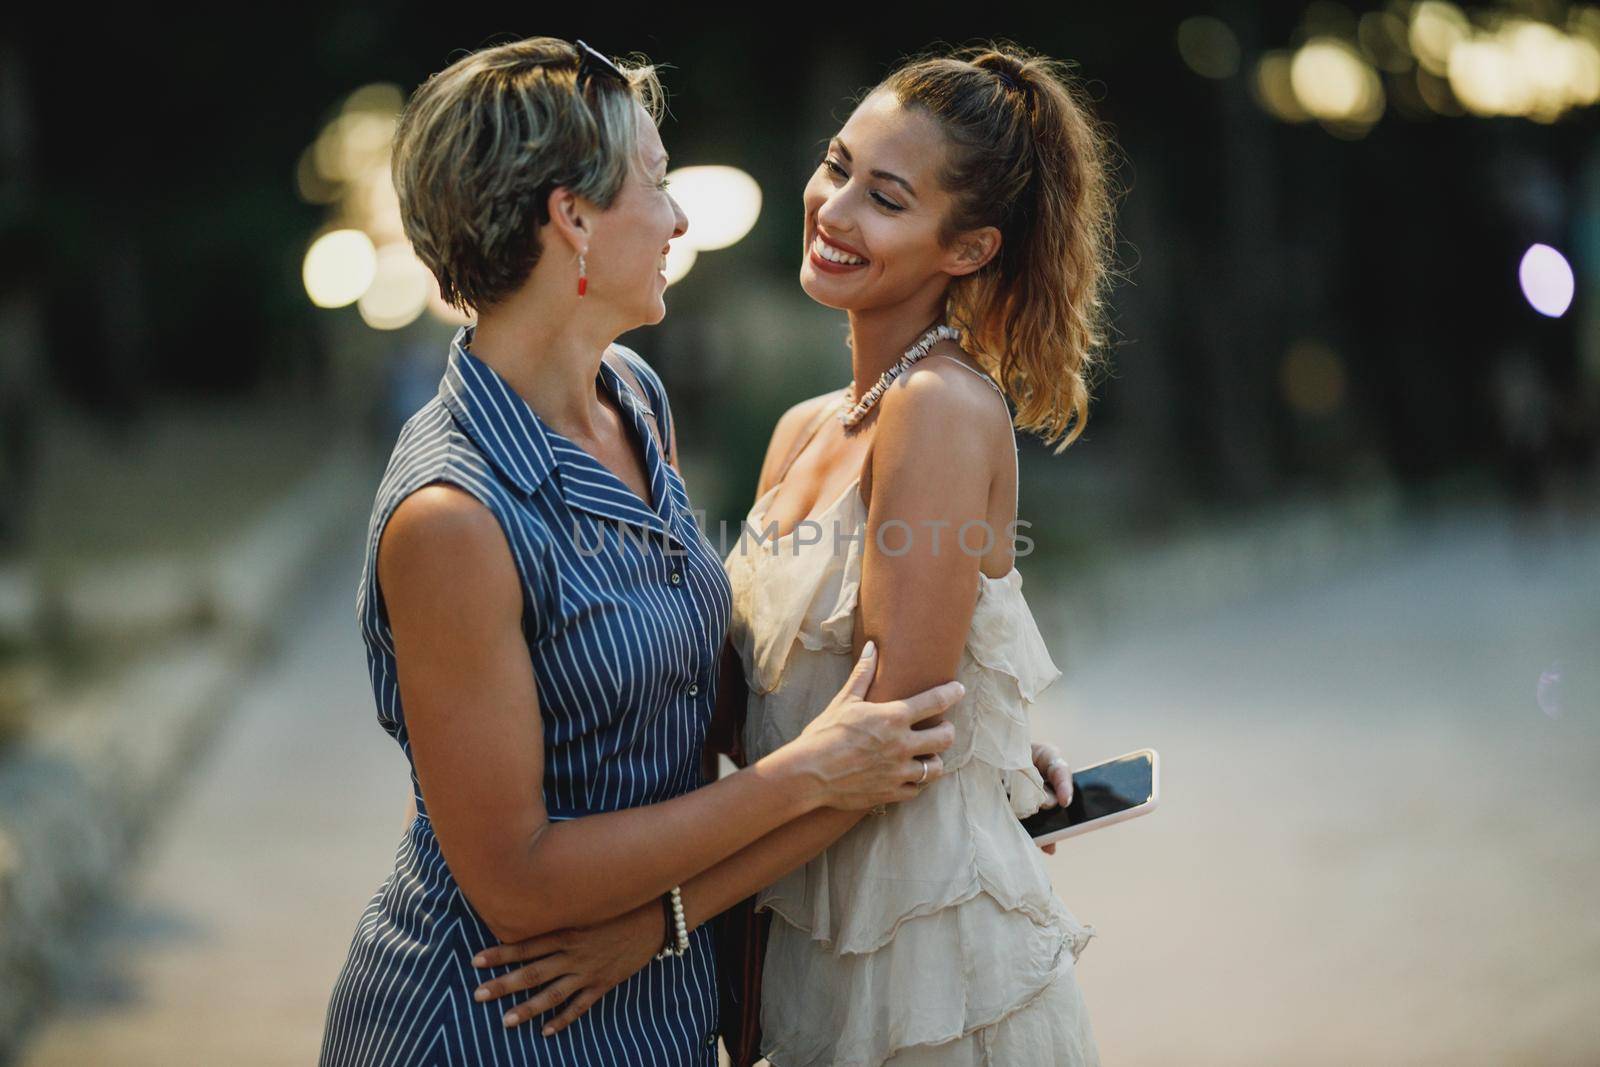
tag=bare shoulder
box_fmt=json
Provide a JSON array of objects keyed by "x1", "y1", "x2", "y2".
[
  {"x1": 756, "y1": 388, "x2": 847, "y2": 497},
  {"x1": 378, "y1": 484, "x2": 520, "y2": 619},
  {"x1": 878, "y1": 342, "x2": 1009, "y2": 445}
]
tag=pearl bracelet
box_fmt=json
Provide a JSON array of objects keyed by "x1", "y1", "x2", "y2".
[{"x1": 653, "y1": 885, "x2": 690, "y2": 960}]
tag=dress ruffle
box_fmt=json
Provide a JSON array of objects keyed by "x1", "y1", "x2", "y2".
[
  {"x1": 753, "y1": 740, "x2": 1097, "y2": 953},
  {"x1": 722, "y1": 485, "x2": 1098, "y2": 1067},
  {"x1": 759, "y1": 892, "x2": 1096, "y2": 1067},
  {"x1": 750, "y1": 718, "x2": 1098, "y2": 1067},
  {"x1": 964, "y1": 569, "x2": 1066, "y2": 819}
]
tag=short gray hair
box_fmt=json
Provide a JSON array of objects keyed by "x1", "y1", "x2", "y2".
[{"x1": 392, "y1": 37, "x2": 665, "y2": 313}]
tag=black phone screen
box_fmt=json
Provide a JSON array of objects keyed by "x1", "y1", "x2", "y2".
[{"x1": 1019, "y1": 752, "x2": 1154, "y2": 839}]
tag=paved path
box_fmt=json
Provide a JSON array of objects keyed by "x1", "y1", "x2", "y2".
[
  {"x1": 1044, "y1": 506, "x2": 1600, "y2": 1065},
  {"x1": 20, "y1": 534, "x2": 411, "y2": 1066},
  {"x1": 18, "y1": 504, "x2": 1600, "y2": 1065}
]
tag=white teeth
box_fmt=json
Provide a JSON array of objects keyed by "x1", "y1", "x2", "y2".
[{"x1": 811, "y1": 235, "x2": 866, "y2": 266}]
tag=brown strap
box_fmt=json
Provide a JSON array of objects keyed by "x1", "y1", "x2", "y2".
[
  {"x1": 714, "y1": 894, "x2": 772, "y2": 1067},
  {"x1": 602, "y1": 348, "x2": 670, "y2": 464}
]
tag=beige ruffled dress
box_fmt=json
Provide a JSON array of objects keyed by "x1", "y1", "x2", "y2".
[{"x1": 722, "y1": 461, "x2": 1101, "y2": 1067}]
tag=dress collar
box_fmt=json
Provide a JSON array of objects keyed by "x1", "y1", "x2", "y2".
[{"x1": 437, "y1": 324, "x2": 682, "y2": 546}]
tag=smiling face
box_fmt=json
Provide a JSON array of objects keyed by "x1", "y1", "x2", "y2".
[
  {"x1": 800, "y1": 90, "x2": 994, "y2": 312},
  {"x1": 584, "y1": 101, "x2": 689, "y2": 327}
]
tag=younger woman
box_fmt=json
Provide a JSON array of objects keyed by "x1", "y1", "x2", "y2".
[{"x1": 719, "y1": 42, "x2": 1118, "y2": 1066}]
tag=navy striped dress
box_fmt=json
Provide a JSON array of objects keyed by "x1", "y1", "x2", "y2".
[{"x1": 320, "y1": 324, "x2": 731, "y2": 1066}]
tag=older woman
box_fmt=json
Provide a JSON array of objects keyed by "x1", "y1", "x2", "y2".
[{"x1": 316, "y1": 37, "x2": 965, "y2": 1067}]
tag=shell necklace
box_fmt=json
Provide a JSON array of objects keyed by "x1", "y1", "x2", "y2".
[{"x1": 838, "y1": 322, "x2": 961, "y2": 428}]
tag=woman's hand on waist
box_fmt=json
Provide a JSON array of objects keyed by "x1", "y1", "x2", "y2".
[{"x1": 471, "y1": 900, "x2": 664, "y2": 1035}]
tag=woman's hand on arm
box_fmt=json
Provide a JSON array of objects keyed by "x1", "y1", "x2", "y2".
[
  {"x1": 472, "y1": 657, "x2": 892, "y2": 1034},
  {"x1": 384, "y1": 485, "x2": 962, "y2": 943}
]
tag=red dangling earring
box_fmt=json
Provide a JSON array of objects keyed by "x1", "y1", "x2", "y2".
[{"x1": 577, "y1": 252, "x2": 588, "y2": 297}]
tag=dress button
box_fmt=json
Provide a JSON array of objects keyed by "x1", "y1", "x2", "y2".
[
  {"x1": 705, "y1": 1032, "x2": 718, "y2": 1048},
  {"x1": 687, "y1": 682, "x2": 700, "y2": 696},
  {"x1": 669, "y1": 570, "x2": 683, "y2": 585}
]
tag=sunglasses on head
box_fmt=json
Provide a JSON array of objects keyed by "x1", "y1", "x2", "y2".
[{"x1": 574, "y1": 39, "x2": 627, "y2": 94}]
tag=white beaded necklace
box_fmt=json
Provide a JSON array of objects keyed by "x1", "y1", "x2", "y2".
[{"x1": 838, "y1": 323, "x2": 961, "y2": 428}]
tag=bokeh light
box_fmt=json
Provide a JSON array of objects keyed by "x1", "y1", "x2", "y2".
[
  {"x1": 1253, "y1": 51, "x2": 1312, "y2": 123},
  {"x1": 1178, "y1": 17, "x2": 1242, "y2": 80},
  {"x1": 1254, "y1": 1, "x2": 1600, "y2": 130},
  {"x1": 1415, "y1": 65, "x2": 1466, "y2": 115},
  {"x1": 1290, "y1": 37, "x2": 1385, "y2": 134},
  {"x1": 358, "y1": 243, "x2": 434, "y2": 330},
  {"x1": 665, "y1": 166, "x2": 762, "y2": 253},
  {"x1": 1410, "y1": 0, "x2": 1473, "y2": 76},
  {"x1": 1518, "y1": 243, "x2": 1575, "y2": 318},
  {"x1": 663, "y1": 240, "x2": 699, "y2": 286},
  {"x1": 313, "y1": 111, "x2": 397, "y2": 190},
  {"x1": 295, "y1": 144, "x2": 341, "y2": 206},
  {"x1": 1448, "y1": 37, "x2": 1524, "y2": 117},
  {"x1": 303, "y1": 229, "x2": 377, "y2": 309},
  {"x1": 1359, "y1": 10, "x2": 1415, "y2": 73}
]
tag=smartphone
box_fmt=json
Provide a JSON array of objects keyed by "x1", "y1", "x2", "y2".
[{"x1": 1020, "y1": 747, "x2": 1159, "y2": 846}]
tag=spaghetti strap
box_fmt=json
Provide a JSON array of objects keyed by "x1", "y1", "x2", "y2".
[
  {"x1": 773, "y1": 391, "x2": 846, "y2": 484},
  {"x1": 935, "y1": 354, "x2": 1005, "y2": 397}
]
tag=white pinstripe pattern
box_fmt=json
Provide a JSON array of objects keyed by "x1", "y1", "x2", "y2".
[{"x1": 320, "y1": 326, "x2": 727, "y2": 1066}]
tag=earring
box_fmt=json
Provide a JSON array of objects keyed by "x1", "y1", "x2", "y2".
[{"x1": 577, "y1": 251, "x2": 588, "y2": 297}]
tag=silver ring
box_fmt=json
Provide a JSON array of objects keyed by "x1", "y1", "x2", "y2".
[
  {"x1": 917, "y1": 759, "x2": 930, "y2": 786},
  {"x1": 1046, "y1": 757, "x2": 1069, "y2": 773}
]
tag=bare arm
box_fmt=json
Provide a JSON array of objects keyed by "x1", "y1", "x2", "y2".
[
  {"x1": 677, "y1": 365, "x2": 998, "y2": 929},
  {"x1": 381, "y1": 484, "x2": 958, "y2": 946},
  {"x1": 856, "y1": 364, "x2": 996, "y2": 707}
]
